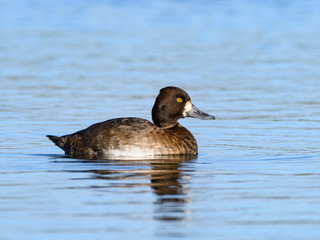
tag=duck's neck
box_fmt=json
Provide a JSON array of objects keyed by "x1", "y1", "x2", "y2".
[
  {"x1": 152, "y1": 115, "x2": 180, "y2": 128},
  {"x1": 165, "y1": 123, "x2": 194, "y2": 138},
  {"x1": 159, "y1": 122, "x2": 179, "y2": 129}
]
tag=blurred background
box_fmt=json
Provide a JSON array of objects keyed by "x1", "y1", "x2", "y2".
[{"x1": 1, "y1": 0, "x2": 319, "y2": 155}]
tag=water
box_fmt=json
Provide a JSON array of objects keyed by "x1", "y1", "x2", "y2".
[{"x1": 1, "y1": 0, "x2": 320, "y2": 239}]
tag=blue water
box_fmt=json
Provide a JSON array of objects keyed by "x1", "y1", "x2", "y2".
[{"x1": 1, "y1": 0, "x2": 320, "y2": 239}]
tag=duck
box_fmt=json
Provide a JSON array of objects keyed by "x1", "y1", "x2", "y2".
[{"x1": 47, "y1": 86, "x2": 215, "y2": 158}]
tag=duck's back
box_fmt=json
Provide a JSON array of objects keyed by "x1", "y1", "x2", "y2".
[{"x1": 48, "y1": 117, "x2": 198, "y2": 157}]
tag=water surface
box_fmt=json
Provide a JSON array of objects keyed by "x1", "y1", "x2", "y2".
[{"x1": 1, "y1": 0, "x2": 320, "y2": 239}]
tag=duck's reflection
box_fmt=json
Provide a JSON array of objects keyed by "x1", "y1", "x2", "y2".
[
  {"x1": 63, "y1": 155, "x2": 196, "y2": 221},
  {"x1": 149, "y1": 157, "x2": 194, "y2": 221}
]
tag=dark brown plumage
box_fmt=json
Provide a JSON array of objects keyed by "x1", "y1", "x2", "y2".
[{"x1": 47, "y1": 86, "x2": 215, "y2": 158}]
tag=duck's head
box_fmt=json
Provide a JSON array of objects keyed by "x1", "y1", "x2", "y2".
[{"x1": 152, "y1": 86, "x2": 215, "y2": 128}]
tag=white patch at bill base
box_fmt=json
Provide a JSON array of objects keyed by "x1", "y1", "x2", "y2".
[{"x1": 183, "y1": 101, "x2": 193, "y2": 117}]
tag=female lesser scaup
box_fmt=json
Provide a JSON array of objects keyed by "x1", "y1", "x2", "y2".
[{"x1": 47, "y1": 86, "x2": 215, "y2": 158}]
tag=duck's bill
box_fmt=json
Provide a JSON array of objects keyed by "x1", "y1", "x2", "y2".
[{"x1": 186, "y1": 104, "x2": 215, "y2": 120}]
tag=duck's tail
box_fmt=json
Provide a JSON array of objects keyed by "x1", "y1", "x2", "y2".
[{"x1": 47, "y1": 135, "x2": 66, "y2": 150}]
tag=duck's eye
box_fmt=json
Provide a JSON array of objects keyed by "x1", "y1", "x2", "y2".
[{"x1": 176, "y1": 98, "x2": 183, "y2": 103}]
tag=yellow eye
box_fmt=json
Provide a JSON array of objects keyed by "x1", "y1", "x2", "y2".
[{"x1": 177, "y1": 98, "x2": 183, "y2": 103}]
